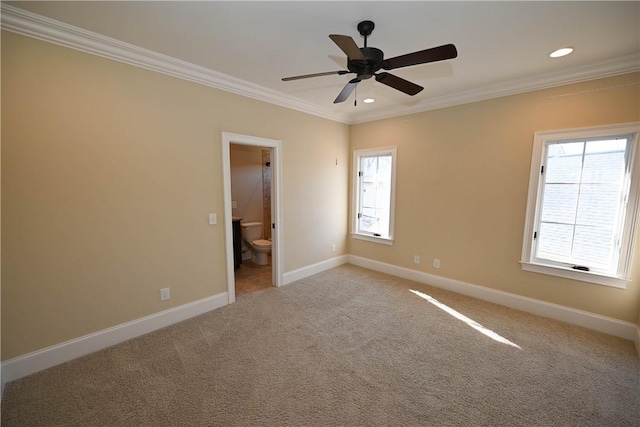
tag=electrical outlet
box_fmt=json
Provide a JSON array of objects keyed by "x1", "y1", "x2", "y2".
[
  {"x1": 331, "y1": 244, "x2": 336, "y2": 253},
  {"x1": 413, "y1": 255, "x2": 420, "y2": 264},
  {"x1": 433, "y1": 258, "x2": 441, "y2": 269},
  {"x1": 160, "y1": 287, "x2": 170, "y2": 301}
]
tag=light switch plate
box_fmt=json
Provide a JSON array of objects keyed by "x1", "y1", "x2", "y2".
[{"x1": 209, "y1": 213, "x2": 217, "y2": 225}]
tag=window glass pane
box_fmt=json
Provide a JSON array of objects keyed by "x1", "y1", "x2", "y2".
[
  {"x1": 545, "y1": 142, "x2": 584, "y2": 183},
  {"x1": 537, "y1": 222, "x2": 574, "y2": 261},
  {"x1": 540, "y1": 184, "x2": 579, "y2": 224},
  {"x1": 359, "y1": 206, "x2": 378, "y2": 232},
  {"x1": 576, "y1": 184, "x2": 620, "y2": 227},
  {"x1": 585, "y1": 139, "x2": 626, "y2": 154},
  {"x1": 361, "y1": 157, "x2": 377, "y2": 181},
  {"x1": 361, "y1": 181, "x2": 378, "y2": 207},
  {"x1": 572, "y1": 225, "x2": 614, "y2": 269},
  {"x1": 582, "y1": 140, "x2": 626, "y2": 184}
]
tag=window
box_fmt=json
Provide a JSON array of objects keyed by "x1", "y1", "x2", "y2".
[
  {"x1": 352, "y1": 147, "x2": 397, "y2": 244},
  {"x1": 521, "y1": 123, "x2": 640, "y2": 288}
]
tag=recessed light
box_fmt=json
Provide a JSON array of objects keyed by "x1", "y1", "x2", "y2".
[
  {"x1": 549, "y1": 47, "x2": 574, "y2": 58},
  {"x1": 363, "y1": 98, "x2": 375, "y2": 104}
]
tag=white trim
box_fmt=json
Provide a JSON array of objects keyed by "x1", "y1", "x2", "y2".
[
  {"x1": 347, "y1": 255, "x2": 637, "y2": 341},
  {"x1": 351, "y1": 53, "x2": 640, "y2": 124},
  {"x1": 2, "y1": 3, "x2": 638, "y2": 126},
  {"x1": 221, "y1": 140, "x2": 236, "y2": 304},
  {"x1": 221, "y1": 132, "x2": 284, "y2": 303},
  {"x1": 520, "y1": 262, "x2": 629, "y2": 288},
  {"x1": 1, "y1": 259, "x2": 636, "y2": 386},
  {"x1": 283, "y1": 255, "x2": 349, "y2": 285},
  {"x1": 351, "y1": 233, "x2": 394, "y2": 245},
  {"x1": 0, "y1": 3, "x2": 350, "y2": 125},
  {"x1": 1, "y1": 293, "x2": 228, "y2": 383}
]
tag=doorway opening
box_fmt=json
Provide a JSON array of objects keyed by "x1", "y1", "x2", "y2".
[{"x1": 222, "y1": 132, "x2": 283, "y2": 304}]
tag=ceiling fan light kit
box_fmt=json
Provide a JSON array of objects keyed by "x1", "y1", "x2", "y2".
[{"x1": 282, "y1": 20, "x2": 458, "y2": 104}]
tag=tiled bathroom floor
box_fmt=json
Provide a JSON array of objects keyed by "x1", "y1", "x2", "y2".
[{"x1": 235, "y1": 257, "x2": 272, "y2": 296}]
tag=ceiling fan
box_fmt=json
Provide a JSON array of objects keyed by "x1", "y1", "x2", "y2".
[{"x1": 282, "y1": 20, "x2": 458, "y2": 104}]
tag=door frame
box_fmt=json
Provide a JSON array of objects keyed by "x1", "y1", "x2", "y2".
[{"x1": 222, "y1": 132, "x2": 283, "y2": 304}]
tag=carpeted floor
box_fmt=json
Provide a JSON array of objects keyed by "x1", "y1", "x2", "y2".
[{"x1": 2, "y1": 264, "x2": 638, "y2": 426}]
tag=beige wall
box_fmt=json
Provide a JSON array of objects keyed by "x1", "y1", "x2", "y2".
[
  {"x1": 1, "y1": 32, "x2": 350, "y2": 359},
  {"x1": 230, "y1": 144, "x2": 264, "y2": 225},
  {"x1": 350, "y1": 72, "x2": 640, "y2": 323},
  {"x1": 2, "y1": 30, "x2": 638, "y2": 362},
  {"x1": 1, "y1": 29, "x2": 3, "y2": 384}
]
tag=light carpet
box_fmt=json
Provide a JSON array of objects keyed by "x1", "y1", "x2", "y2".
[{"x1": 2, "y1": 265, "x2": 638, "y2": 426}]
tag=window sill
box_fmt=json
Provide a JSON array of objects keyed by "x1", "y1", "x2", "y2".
[
  {"x1": 520, "y1": 261, "x2": 629, "y2": 289},
  {"x1": 351, "y1": 233, "x2": 394, "y2": 246}
]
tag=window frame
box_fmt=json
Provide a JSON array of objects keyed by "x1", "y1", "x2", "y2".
[
  {"x1": 520, "y1": 122, "x2": 640, "y2": 288},
  {"x1": 352, "y1": 147, "x2": 397, "y2": 245}
]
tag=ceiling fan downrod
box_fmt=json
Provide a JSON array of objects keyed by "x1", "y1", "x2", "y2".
[{"x1": 357, "y1": 20, "x2": 375, "y2": 48}]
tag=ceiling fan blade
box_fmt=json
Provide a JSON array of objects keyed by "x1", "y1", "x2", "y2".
[
  {"x1": 382, "y1": 44, "x2": 458, "y2": 70},
  {"x1": 282, "y1": 70, "x2": 349, "y2": 81},
  {"x1": 329, "y1": 34, "x2": 365, "y2": 61},
  {"x1": 375, "y1": 72, "x2": 423, "y2": 96},
  {"x1": 334, "y1": 78, "x2": 361, "y2": 103}
]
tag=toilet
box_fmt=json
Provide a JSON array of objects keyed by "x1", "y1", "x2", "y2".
[{"x1": 240, "y1": 222, "x2": 272, "y2": 266}]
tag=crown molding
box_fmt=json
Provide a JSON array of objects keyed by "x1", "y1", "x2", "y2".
[
  {"x1": 2, "y1": 3, "x2": 638, "y2": 126},
  {"x1": 352, "y1": 53, "x2": 640, "y2": 124},
  {"x1": 0, "y1": 3, "x2": 352, "y2": 124}
]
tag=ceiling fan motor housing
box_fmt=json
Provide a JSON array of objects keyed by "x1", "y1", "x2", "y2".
[{"x1": 348, "y1": 47, "x2": 384, "y2": 79}]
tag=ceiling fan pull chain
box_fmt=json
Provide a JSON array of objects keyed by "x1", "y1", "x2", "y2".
[{"x1": 354, "y1": 85, "x2": 357, "y2": 106}]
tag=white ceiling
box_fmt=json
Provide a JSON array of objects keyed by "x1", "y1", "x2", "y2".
[{"x1": 5, "y1": 1, "x2": 640, "y2": 123}]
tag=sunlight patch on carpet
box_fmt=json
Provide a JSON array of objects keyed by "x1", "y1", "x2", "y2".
[{"x1": 410, "y1": 289, "x2": 522, "y2": 349}]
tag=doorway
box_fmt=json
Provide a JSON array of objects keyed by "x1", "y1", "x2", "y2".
[{"x1": 222, "y1": 132, "x2": 283, "y2": 304}]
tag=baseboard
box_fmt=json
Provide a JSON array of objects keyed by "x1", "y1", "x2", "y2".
[
  {"x1": 2, "y1": 292, "x2": 229, "y2": 384},
  {"x1": 283, "y1": 255, "x2": 349, "y2": 285},
  {"x1": 2, "y1": 256, "x2": 636, "y2": 386},
  {"x1": 347, "y1": 255, "x2": 637, "y2": 342}
]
